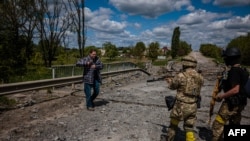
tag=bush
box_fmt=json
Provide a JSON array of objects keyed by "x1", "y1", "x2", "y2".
[
  {"x1": 152, "y1": 60, "x2": 168, "y2": 66},
  {"x1": 0, "y1": 96, "x2": 17, "y2": 108}
]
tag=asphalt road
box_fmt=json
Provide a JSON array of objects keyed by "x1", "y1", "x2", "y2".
[{"x1": 0, "y1": 52, "x2": 250, "y2": 141}]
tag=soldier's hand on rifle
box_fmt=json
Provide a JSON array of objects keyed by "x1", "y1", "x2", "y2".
[{"x1": 215, "y1": 94, "x2": 223, "y2": 102}]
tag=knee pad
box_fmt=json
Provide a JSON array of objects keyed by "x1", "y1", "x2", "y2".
[
  {"x1": 215, "y1": 115, "x2": 226, "y2": 124},
  {"x1": 170, "y1": 118, "x2": 179, "y2": 126},
  {"x1": 186, "y1": 131, "x2": 195, "y2": 141}
]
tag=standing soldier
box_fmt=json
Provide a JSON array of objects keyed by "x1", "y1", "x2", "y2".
[
  {"x1": 211, "y1": 47, "x2": 249, "y2": 141},
  {"x1": 165, "y1": 56, "x2": 204, "y2": 141}
]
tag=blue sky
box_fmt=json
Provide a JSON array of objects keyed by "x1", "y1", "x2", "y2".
[{"x1": 79, "y1": 0, "x2": 250, "y2": 50}]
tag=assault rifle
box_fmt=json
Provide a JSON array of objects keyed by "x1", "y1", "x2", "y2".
[
  {"x1": 146, "y1": 75, "x2": 173, "y2": 82},
  {"x1": 146, "y1": 68, "x2": 202, "y2": 82},
  {"x1": 207, "y1": 66, "x2": 226, "y2": 126},
  {"x1": 146, "y1": 70, "x2": 180, "y2": 83}
]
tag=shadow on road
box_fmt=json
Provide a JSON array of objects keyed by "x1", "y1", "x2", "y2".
[
  {"x1": 148, "y1": 121, "x2": 185, "y2": 141},
  {"x1": 149, "y1": 121, "x2": 213, "y2": 141},
  {"x1": 196, "y1": 126, "x2": 212, "y2": 141},
  {"x1": 94, "y1": 99, "x2": 109, "y2": 107}
]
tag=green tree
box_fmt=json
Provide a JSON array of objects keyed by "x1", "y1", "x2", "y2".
[
  {"x1": 0, "y1": 0, "x2": 37, "y2": 82},
  {"x1": 103, "y1": 42, "x2": 118, "y2": 60},
  {"x1": 178, "y1": 40, "x2": 192, "y2": 56},
  {"x1": 84, "y1": 46, "x2": 101, "y2": 57},
  {"x1": 171, "y1": 26, "x2": 180, "y2": 59},
  {"x1": 227, "y1": 33, "x2": 250, "y2": 66},
  {"x1": 147, "y1": 42, "x2": 160, "y2": 61},
  {"x1": 133, "y1": 41, "x2": 146, "y2": 59},
  {"x1": 123, "y1": 46, "x2": 132, "y2": 58},
  {"x1": 199, "y1": 44, "x2": 222, "y2": 60}
]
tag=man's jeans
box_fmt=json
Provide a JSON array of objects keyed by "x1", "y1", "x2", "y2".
[{"x1": 84, "y1": 80, "x2": 100, "y2": 108}]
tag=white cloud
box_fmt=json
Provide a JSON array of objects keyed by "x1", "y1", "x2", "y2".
[
  {"x1": 109, "y1": 0, "x2": 192, "y2": 18},
  {"x1": 224, "y1": 15, "x2": 250, "y2": 29},
  {"x1": 152, "y1": 26, "x2": 172, "y2": 38},
  {"x1": 141, "y1": 30, "x2": 153, "y2": 38},
  {"x1": 186, "y1": 5, "x2": 195, "y2": 11},
  {"x1": 208, "y1": 15, "x2": 250, "y2": 30},
  {"x1": 208, "y1": 20, "x2": 227, "y2": 30},
  {"x1": 85, "y1": 7, "x2": 127, "y2": 34},
  {"x1": 82, "y1": 0, "x2": 250, "y2": 50},
  {"x1": 177, "y1": 9, "x2": 230, "y2": 25},
  {"x1": 178, "y1": 10, "x2": 207, "y2": 25},
  {"x1": 120, "y1": 14, "x2": 128, "y2": 20},
  {"x1": 134, "y1": 23, "x2": 141, "y2": 29},
  {"x1": 213, "y1": 0, "x2": 250, "y2": 7}
]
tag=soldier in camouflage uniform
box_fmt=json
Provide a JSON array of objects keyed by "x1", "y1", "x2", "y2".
[
  {"x1": 211, "y1": 47, "x2": 249, "y2": 141},
  {"x1": 165, "y1": 56, "x2": 204, "y2": 141}
]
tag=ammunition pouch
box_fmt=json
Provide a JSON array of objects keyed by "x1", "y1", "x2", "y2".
[
  {"x1": 165, "y1": 96, "x2": 176, "y2": 111},
  {"x1": 226, "y1": 94, "x2": 247, "y2": 110}
]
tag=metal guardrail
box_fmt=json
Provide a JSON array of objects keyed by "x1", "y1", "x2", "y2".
[
  {"x1": 51, "y1": 61, "x2": 138, "y2": 78},
  {"x1": 0, "y1": 68, "x2": 150, "y2": 96}
]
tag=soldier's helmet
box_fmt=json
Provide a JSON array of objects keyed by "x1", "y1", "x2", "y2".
[
  {"x1": 181, "y1": 56, "x2": 197, "y2": 68},
  {"x1": 222, "y1": 47, "x2": 241, "y2": 57},
  {"x1": 222, "y1": 47, "x2": 241, "y2": 66}
]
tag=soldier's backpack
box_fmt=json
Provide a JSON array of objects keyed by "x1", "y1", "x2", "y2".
[{"x1": 182, "y1": 72, "x2": 202, "y2": 96}]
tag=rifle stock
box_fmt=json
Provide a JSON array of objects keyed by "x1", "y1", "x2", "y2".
[
  {"x1": 207, "y1": 64, "x2": 226, "y2": 126},
  {"x1": 208, "y1": 75, "x2": 222, "y2": 126}
]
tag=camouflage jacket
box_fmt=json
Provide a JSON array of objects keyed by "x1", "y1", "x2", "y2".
[{"x1": 168, "y1": 68, "x2": 204, "y2": 103}]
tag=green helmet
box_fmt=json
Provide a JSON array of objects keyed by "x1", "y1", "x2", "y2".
[{"x1": 181, "y1": 56, "x2": 197, "y2": 68}]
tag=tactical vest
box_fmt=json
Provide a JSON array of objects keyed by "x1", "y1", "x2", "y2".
[{"x1": 182, "y1": 72, "x2": 202, "y2": 97}]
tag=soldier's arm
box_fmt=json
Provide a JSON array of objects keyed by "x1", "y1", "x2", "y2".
[{"x1": 168, "y1": 74, "x2": 181, "y2": 90}]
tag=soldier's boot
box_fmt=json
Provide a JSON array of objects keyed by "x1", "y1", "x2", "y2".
[
  {"x1": 166, "y1": 118, "x2": 179, "y2": 141},
  {"x1": 166, "y1": 128, "x2": 176, "y2": 141},
  {"x1": 186, "y1": 131, "x2": 195, "y2": 141},
  {"x1": 160, "y1": 134, "x2": 168, "y2": 141},
  {"x1": 211, "y1": 132, "x2": 223, "y2": 141}
]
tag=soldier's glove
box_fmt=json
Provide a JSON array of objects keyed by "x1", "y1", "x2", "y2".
[{"x1": 165, "y1": 96, "x2": 176, "y2": 111}]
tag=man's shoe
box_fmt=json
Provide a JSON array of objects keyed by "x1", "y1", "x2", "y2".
[{"x1": 87, "y1": 107, "x2": 95, "y2": 111}]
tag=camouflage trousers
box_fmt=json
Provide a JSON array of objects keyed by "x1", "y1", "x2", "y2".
[
  {"x1": 166, "y1": 100, "x2": 197, "y2": 141},
  {"x1": 211, "y1": 101, "x2": 245, "y2": 141}
]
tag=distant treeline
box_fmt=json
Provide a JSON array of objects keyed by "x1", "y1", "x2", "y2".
[{"x1": 200, "y1": 33, "x2": 250, "y2": 66}]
